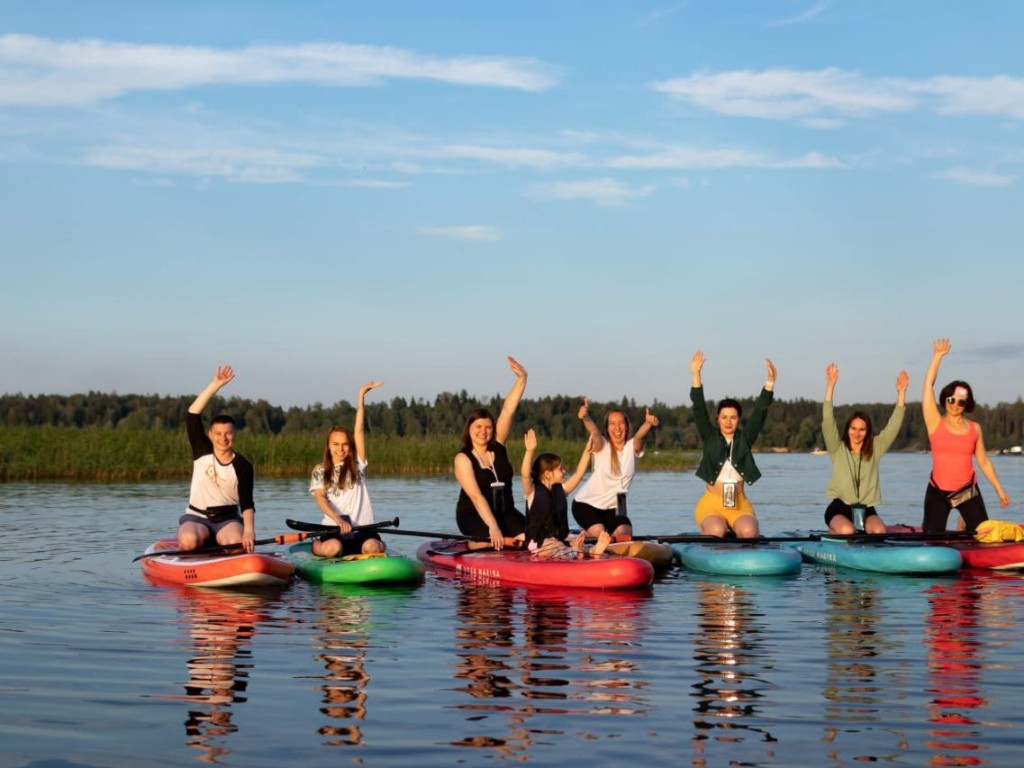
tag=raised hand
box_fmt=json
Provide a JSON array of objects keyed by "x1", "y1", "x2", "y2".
[
  {"x1": 577, "y1": 397, "x2": 590, "y2": 421},
  {"x1": 933, "y1": 338, "x2": 951, "y2": 357},
  {"x1": 213, "y1": 365, "x2": 235, "y2": 388},
  {"x1": 508, "y1": 356, "x2": 527, "y2": 380},
  {"x1": 896, "y1": 370, "x2": 910, "y2": 393},
  {"x1": 524, "y1": 428, "x2": 538, "y2": 452},
  {"x1": 690, "y1": 350, "x2": 705, "y2": 375},
  {"x1": 765, "y1": 358, "x2": 777, "y2": 384},
  {"x1": 644, "y1": 407, "x2": 659, "y2": 428},
  {"x1": 825, "y1": 363, "x2": 839, "y2": 386}
]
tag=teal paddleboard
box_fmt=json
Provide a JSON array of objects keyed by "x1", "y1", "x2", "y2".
[
  {"x1": 287, "y1": 542, "x2": 425, "y2": 584},
  {"x1": 672, "y1": 542, "x2": 802, "y2": 576},
  {"x1": 793, "y1": 537, "x2": 962, "y2": 574}
]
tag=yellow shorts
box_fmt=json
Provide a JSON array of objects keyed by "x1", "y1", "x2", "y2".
[{"x1": 694, "y1": 489, "x2": 756, "y2": 528}]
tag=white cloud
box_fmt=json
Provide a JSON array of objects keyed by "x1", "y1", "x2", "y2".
[
  {"x1": 768, "y1": 2, "x2": 830, "y2": 27},
  {"x1": 0, "y1": 33, "x2": 559, "y2": 107},
  {"x1": 929, "y1": 166, "x2": 1016, "y2": 186},
  {"x1": 530, "y1": 178, "x2": 656, "y2": 207},
  {"x1": 344, "y1": 178, "x2": 411, "y2": 188},
  {"x1": 912, "y1": 75, "x2": 1024, "y2": 120},
  {"x1": 421, "y1": 225, "x2": 502, "y2": 241},
  {"x1": 653, "y1": 68, "x2": 914, "y2": 120},
  {"x1": 81, "y1": 145, "x2": 320, "y2": 183},
  {"x1": 440, "y1": 144, "x2": 585, "y2": 169},
  {"x1": 607, "y1": 144, "x2": 845, "y2": 170},
  {"x1": 652, "y1": 67, "x2": 1024, "y2": 123}
]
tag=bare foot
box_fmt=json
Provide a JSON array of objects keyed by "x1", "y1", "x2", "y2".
[
  {"x1": 590, "y1": 530, "x2": 612, "y2": 556},
  {"x1": 571, "y1": 531, "x2": 587, "y2": 553}
]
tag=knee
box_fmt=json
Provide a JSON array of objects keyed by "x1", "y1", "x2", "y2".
[
  {"x1": 313, "y1": 539, "x2": 342, "y2": 557},
  {"x1": 177, "y1": 530, "x2": 203, "y2": 550},
  {"x1": 363, "y1": 539, "x2": 385, "y2": 554}
]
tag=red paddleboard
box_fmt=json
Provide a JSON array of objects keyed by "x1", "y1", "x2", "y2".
[
  {"x1": 141, "y1": 538, "x2": 295, "y2": 588},
  {"x1": 417, "y1": 540, "x2": 654, "y2": 589}
]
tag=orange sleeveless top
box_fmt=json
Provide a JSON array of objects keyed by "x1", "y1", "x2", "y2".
[{"x1": 929, "y1": 419, "x2": 977, "y2": 491}]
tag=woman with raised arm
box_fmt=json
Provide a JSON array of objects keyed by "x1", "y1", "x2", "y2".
[
  {"x1": 571, "y1": 398, "x2": 659, "y2": 540},
  {"x1": 177, "y1": 366, "x2": 255, "y2": 553},
  {"x1": 921, "y1": 338, "x2": 1010, "y2": 533},
  {"x1": 822, "y1": 364, "x2": 909, "y2": 534},
  {"x1": 454, "y1": 357, "x2": 528, "y2": 550},
  {"x1": 690, "y1": 350, "x2": 776, "y2": 539},
  {"x1": 309, "y1": 381, "x2": 386, "y2": 557}
]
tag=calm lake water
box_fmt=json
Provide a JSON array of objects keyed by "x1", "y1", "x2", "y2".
[{"x1": 3, "y1": 454, "x2": 1024, "y2": 767}]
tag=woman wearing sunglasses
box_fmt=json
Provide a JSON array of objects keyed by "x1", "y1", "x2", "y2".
[{"x1": 921, "y1": 338, "x2": 1010, "y2": 533}]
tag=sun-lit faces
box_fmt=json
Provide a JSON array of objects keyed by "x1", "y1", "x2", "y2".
[
  {"x1": 606, "y1": 412, "x2": 628, "y2": 447},
  {"x1": 208, "y1": 423, "x2": 235, "y2": 455},
  {"x1": 543, "y1": 462, "x2": 566, "y2": 485},
  {"x1": 469, "y1": 417, "x2": 494, "y2": 447},
  {"x1": 328, "y1": 431, "x2": 351, "y2": 464},
  {"x1": 847, "y1": 417, "x2": 868, "y2": 449},
  {"x1": 717, "y1": 407, "x2": 740, "y2": 437}
]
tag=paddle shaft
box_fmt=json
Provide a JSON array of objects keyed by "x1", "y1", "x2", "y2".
[
  {"x1": 286, "y1": 518, "x2": 518, "y2": 546},
  {"x1": 134, "y1": 519, "x2": 399, "y2": 561},
  {"x1": 641, "y1": 531, "x2": 977, "y2": 544}
]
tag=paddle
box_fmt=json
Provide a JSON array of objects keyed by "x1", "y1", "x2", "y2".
[
  {"x1": 286, "y1": 519, "x2": 520, "y2": 547},
  {"x1": 134, "y1": 518, "x2": 399, "y2": 561},
  {"x1": 638, "y1": 530, "x2": 978, "y2": 545}
]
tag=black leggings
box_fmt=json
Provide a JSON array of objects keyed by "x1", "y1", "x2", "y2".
[{"x1": 922, "y1": 483, "x2": 988, "y2": 533}]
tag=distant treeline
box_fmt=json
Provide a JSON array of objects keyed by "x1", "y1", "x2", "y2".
[{"x1": 4, "y1": 390, "x2": 1024, "y2": 451}]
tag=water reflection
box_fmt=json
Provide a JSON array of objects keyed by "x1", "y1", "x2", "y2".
[
  {"x1": 819, "y1": 572, "x2": 905, "y2": 758},
  {"x1": 309, "y1": 585, "x2": 376, "y2": 747},
  {"x1": 449, "y1": 583, "x2": 651, "y2": 759},
  {"x1": 689, "y1": 580, "x2": 779, "y2": 758},
  {"x1": 924, "y1": 576, "x2": 990, "y2": 766},
  {"x1": 156, "y1": 584, "x2": 282, "y2": 764}
]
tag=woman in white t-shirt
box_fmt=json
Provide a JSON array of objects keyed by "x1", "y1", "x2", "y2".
[
  {"x1": 571, "y1": 398, "x2": 659, "y2": 539},
  {"x1": 310, "y1": 381, "x2": 386, "y2": 557}
]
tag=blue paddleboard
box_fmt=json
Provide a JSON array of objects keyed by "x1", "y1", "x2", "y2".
[{"x1": 672, "y1": 542, "x2": 802, "y2": 576}]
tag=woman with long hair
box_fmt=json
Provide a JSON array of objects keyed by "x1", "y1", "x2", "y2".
[
  {"x1": 822, "y1": 363, "x2": 908, "y2": 534},
  {"x1": 454, "y1": 357, "x2": 528, "y2": 549},
  {"x1": 310, "y1": 381, "x2": 385, "y2": 557}
]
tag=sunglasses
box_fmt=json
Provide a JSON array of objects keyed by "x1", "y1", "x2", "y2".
[{"x1": 945, "y1": 396, "x2": 968, "y2": 407}]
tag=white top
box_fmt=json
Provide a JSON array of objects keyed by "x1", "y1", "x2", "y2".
[
  {"x1": 309, "y1": 456, "x2": 375, "y2": 527},
  {"x1": 573, "y1": 440, "x2": 642, "y2": 510},
  {"x1": 714, "y1": 443, "x2": 743, "y2": 484}
]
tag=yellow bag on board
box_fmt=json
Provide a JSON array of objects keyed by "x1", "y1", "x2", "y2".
[{"x1": 974, "y1": 519, "x2": 1024, "y2": 543}]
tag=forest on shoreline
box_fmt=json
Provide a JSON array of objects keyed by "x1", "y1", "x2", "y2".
[{"x1": 3, "y1": 390, "x2": 1024, "y2": 480}]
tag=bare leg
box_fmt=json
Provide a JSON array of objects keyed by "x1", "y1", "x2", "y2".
[
  {"x1": 732, "y1": 514, "x2": 760, "y2": 539},
  {"x1": 177, "y1": 520, "x2": 212, "y2": 551},
  {"x1": 699, "y1": 515, "x2": 729, "y2": 538}
]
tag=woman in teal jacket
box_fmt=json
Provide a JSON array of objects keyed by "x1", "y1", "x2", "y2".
[{"x1": 690, "y1": 350, "x2": 776, "y2": 539}]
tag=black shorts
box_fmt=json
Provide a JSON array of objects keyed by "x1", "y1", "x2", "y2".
[
  {"x1": 823, "y1": 499, "x2": 878, "y2": 526},
  {"x1": 571, "y1": 500, "x2": 632, "y2": 532},
  {"x1": 337, "y1": 530, "x2": 382, "y2": 556},
  {"x1": 922, "y1": 483, "x2": 988, "y2": 533}
]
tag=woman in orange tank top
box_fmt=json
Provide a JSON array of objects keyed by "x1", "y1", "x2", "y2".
[{"x1": 921, "y1": 338, "x2": 1010, "y2": 533}]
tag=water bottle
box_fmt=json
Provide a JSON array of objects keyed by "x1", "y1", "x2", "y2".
[
  {"x1": 852, "y1": 504, "x2": 866, "y2": 532},
  {"x1": 616, "y1": 492, "x2": 628, "y2": 517},
  {"x1": 491, "y1": 482, "x2": 505, "y2": 516}
]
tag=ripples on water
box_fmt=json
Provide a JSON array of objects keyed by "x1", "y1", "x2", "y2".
[{"x1": 1, "y1": 455, "x2": 1024, "y2": 766}]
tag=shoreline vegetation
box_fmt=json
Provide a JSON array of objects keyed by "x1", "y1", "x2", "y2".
[
  {"x1": 2, "y1": 389, "x2": 1023, "y2": 481},
  {"x1": 0, "y1": 426, "x2": 701, "y2": 481}
]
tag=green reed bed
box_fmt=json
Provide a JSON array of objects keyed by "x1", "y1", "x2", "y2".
[{"x1": 0, "y1": 426, "x2": 696, "y2": 481}]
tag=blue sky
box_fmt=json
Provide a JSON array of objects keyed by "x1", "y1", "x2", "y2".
[{"x1": 2, "y1": 1, "x2": 1023, "y2": 409}]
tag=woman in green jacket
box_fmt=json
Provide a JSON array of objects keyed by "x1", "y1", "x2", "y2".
[
  {"x1": 690, "y1": 350, "x2": 776, "y2": 539},
  {"x1": 822, "y1": 363, "x2": 908, "y2": 534}
]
